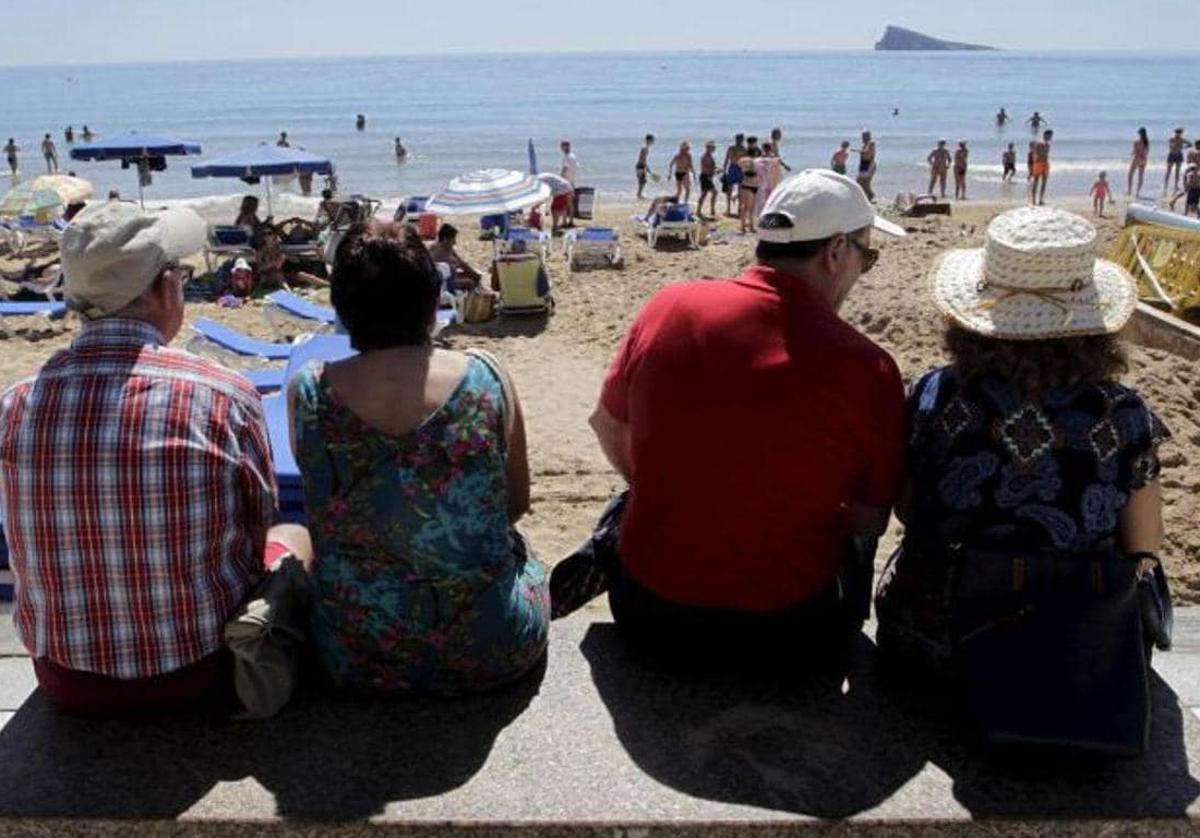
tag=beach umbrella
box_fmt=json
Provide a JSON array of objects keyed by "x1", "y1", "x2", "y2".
[
  {"x1": 426, "y1": 169, "x2": 551, "y2": 216},
  {"x1": 70, "y1": 132, "x2": 202, "y2": 208},
  {"x1": 536, "y1": 173, "x2": 573, "y2": 197},
  {"x1": 191, "y1": 144, "x2": 335, "y2": 215},
  {"x1": 528, "y1": 138, "x2": 539, "y2": 175},
  {"x1": 0, "y1": 183, "x2": 64, "y2": 223},
  {"x1": 29, "y1": 174, "x2": 94, "y2": 205}
]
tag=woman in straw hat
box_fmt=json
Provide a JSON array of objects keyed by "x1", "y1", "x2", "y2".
[{"x1": 876, "y1": 208, "x2": 1171, "y2": 738}]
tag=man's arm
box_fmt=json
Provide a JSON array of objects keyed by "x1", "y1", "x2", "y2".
[
  {"x1": 590, "y1": 402, "x2": 633, "y2": 482},
  {"x1": 452, "y1": 247, "x2": 482, "y2": 281}
]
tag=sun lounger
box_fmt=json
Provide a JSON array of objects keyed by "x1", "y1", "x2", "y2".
[
  {"x1": 0, "y1": 217, "x2": 68, "y2": 258},
  {"x1": 495, "y1": 253, "x2": 553, "y2": 315},
  {"x1": 263, "y1": 290, "x2": 337, "y2": 339},
  {"x1": 202, "y1": 225, "x2": 255, "y2": 273},
  {"x1": 187, "y1": 319, "x2": 295, "y2": 363},
  {"x1": 631, "y1": 204, "x2": 698, "y2": 248},
  {"x1": 0, "y1": 299, "x2": 68, "y2": 337},
  {"x1": 243, "y1": 368, "x2": 285, "y2": 393},
  {"x1": 496, "y1": 227, "x2": 552, "y2": 260},
  {"x1": 564, "y1": 227, "x2": 621, "y2": 269}
]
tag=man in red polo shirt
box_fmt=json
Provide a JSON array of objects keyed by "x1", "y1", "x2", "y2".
[{"x1": 556, "y1": 169, "x2": 906, "y2": 667}]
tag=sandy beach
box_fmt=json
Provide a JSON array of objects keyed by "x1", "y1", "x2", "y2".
[{"x1": 2, "y1": 198, "x2": 1198, "y2": 605}]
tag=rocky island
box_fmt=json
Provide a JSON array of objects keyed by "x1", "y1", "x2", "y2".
[{"x1": 874, "y1": 25, "x2": 995, "y2": 51}]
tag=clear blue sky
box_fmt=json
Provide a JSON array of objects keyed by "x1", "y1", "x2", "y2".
[{"x1": 2, "y1": 0, "x2": 1196, "y2": 65}]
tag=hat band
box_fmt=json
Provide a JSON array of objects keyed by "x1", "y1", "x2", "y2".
[{"x1": 974, "y1": 280, "x2": 1107, "y2": 330}]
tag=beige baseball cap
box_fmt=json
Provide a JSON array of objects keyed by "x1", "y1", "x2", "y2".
[
  {"x1": 758, "y1": 169, "x2": 905, "y2": 243},
  {"x1": 62, "y1": 202, "x2": 206, "y2": 320}
]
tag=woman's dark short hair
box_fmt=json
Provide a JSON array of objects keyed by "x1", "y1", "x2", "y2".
[
  {"x1": 437, "y1": 223, "x2": 457, "y2": 242},
  {"x1": 944, "y1": 325, "x2": 1127, "y2": 393},
  {"x1": 331, "y1": 223, "x2": 442, "y2": 351}
]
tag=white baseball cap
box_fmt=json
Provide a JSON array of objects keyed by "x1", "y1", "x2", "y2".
[
  {"x1": 758, "y1": 169, "x2": 905, "y2": 243},
  {"x1": 62, "y1": 201, "x2": 206, "y2": 319}
]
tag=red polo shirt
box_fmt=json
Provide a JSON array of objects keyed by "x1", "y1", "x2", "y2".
[{"x1": 600, "y1": 264, "x2": 905, "y2": 611}]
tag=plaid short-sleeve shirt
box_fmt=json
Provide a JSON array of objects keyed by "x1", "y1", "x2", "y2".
[{"x1": 0, "y1": 318, "x2": 277, "y2": 679}]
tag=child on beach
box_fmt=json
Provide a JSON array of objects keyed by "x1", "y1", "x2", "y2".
[
  {"x1": 1169, "y1": 166, "x2": 1200, "y2": 218},
  {"x1": 1090, "y1": 171, "x2": 1112, "y2": 217},
  {"x1": 635, "y1": 134, "x2": 654, "y2": 200},
  {"x1": 831, "y1": 141, "x2": 851, "y2": 175},
  {"x1": 1001, "y1": 143, "x2": 1016, "y2": 182}
]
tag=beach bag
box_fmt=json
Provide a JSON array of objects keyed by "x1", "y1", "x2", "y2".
[
  {"x1": 950, "y1": 543, "x2": 1150, "y2": 755},
  {"x1": 223, "y1": 555, "x2": 312, "y2": 720},
  {"x1": 461, "y1": 286, "x2": 498, "y2": 323}
]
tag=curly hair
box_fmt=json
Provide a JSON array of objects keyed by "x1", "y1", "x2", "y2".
[
  {"x1": 331, "y1": 222, "x2": 442, "y2": 351},
  {"x1": 943, "y1": 325, "x2": 1128, "y2": 393}
]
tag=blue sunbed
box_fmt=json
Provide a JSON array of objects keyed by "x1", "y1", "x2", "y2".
[
  {"x1": 189, "y1": 319, "x2": 293, "y2": 361},
  {"x1": 243, "y1": 368, "x2": 285, "y2": 393},
  {"x1": 0, "y1": 300, "x2": 67, "y2": 317},
  {"x1": 265, "y1": 291, "x2": 337, "y2": 325}
]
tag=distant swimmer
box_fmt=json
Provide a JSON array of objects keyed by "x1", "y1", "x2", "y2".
[
  {"x1": 1001, "y1": 142, "x2": 1017, "y2": 182},
  {"x1": 996, "y1": 107, "x2": 1009, "y2": 127},
  {"x1": 927, "y1": 138, "x2": 952, "y2": 198},
  {"x1": 892, "y1": 108, "x2": 900, "y2": 117},
  {"x1": 1164, "y1": 126, "x2": 1192, "y2": 193},
  {"x1": 1127, "y1": 126, "x2": 1149, "y2": 196},
  {"x1": 4, "y1": 138, "x2": 17, "y2": 176},
  {"x1": 830, "y1": 140, "x2": 851, "y2": 175},
  {"x1": 394, "y1": 137, "x2": 408, "y2": 162},
  {"x1": 81, "y1": 125, "x2": 94, "y2": 142},
  {"x1": 1027, "y1": 111, "x2": 1047, "y2": 132},
  {"x1": 1030, "y1": 129, "x2": 1053, "y2": 205},
  {"x1": 356, "y1": 114, "x2": 366, "y2": 131},
  {"x1": 64, "y1": 125, "x2": 74, "y2": 143},
  {"x1": 277, "y1": 131, "x2": 290, "y2": 148}
]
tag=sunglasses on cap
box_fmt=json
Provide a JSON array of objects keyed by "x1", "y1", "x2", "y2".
[{"x1": 162, "y1": 261, "x2": 195, "y2": 285}]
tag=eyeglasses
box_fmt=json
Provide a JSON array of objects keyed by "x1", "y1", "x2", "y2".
[
  {"x1": 163, "y1": 262, "x2": 194, "y2": 286},
  {"x1": 847, "y1": 237, "x2": 879, "y2": 274}
]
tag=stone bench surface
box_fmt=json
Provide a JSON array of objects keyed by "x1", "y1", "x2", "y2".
[{"x1": 0, "y1": 607, "x2": 1196, "y2": 836}]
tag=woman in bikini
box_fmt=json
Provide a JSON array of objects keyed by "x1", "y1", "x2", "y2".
[
  {"x1": 738, "y1": 152, "x2": 760, "y2": 234},
  {"x1": 953, "y1": 140, "x2": 969, "y2": 200},
  {"x1": 1127, "y1": 127, "x2": 1149, "y2": 197}
]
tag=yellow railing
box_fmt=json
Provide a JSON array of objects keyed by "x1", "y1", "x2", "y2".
[{"x1": 1108, "y1": 224, "x2": 1200, "y2": 313}]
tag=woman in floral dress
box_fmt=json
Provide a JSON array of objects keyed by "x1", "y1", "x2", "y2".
[{"x1": 288, "y1": 222, "x2": 548, "y2": 694}]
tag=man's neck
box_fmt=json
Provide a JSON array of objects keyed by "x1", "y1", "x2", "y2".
[{"x1": 755, "y1": 260, "x2": 838, "y2": 309}]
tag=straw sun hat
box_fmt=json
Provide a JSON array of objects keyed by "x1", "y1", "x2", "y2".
[{"x1": 930, "y1": 206, "x2": 1137, "y2": 340}]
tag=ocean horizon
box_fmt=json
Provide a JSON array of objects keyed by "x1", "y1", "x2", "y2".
[{"x1": 2, "y1": 49, "x2": 1198, "y2": 209}]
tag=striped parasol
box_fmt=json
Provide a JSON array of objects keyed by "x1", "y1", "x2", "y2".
[
  {"x1": 0, "y1": 183, "x2": 64, "y2": 223},
  {"x1": 426, "y1": 169, "x2": 551, "y2": 216}
]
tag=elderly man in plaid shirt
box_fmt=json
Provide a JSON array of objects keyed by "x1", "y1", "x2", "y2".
[{"x1": 0, "y1": 202, "x2": 311, "y2": 715}]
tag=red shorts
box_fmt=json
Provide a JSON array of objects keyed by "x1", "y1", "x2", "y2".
[
  {"x1": 33, "y1": 540, "x2": 293, "y2": 716},
  {"x1": 551, "y1": 194, "x2": 571, "y2": 213}
]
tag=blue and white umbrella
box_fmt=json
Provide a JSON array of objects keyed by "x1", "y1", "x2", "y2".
[
  {"x1": 191, "y1": 144, "x2": 334, "y2": 214},
  {"x1": 426, "y1": 169, "x2": 551, "y2": 216},
  {"x1": 70, "y1": 132, "x2": 202, "y2": 207}
]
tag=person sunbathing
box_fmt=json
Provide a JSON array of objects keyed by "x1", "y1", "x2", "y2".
[{"x1": 428, "y1": 223, "x2": 483, "y2": 290}]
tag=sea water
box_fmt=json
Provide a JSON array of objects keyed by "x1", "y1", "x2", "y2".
[{"x1": 1, "y1": 50, "x2": 1197, "y2": 210}]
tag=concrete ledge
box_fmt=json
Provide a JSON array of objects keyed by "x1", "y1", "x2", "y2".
[
  {"x1": 1129, "y1": 302, "x2": 1200, "y2": 360},
  {"x1": 0, "y1": 613, "x2": 1196, "y2": 835}
]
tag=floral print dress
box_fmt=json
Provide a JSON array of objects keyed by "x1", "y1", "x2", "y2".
[
  {"x1": 876, "y1": 365, "x2": 1169, "y2": 672},
  {"x1": 290, "y1": 356, "x2": 549, "y2": 695}
]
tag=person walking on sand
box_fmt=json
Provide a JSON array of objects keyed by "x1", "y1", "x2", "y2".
[
  {"x1": 635, "y1": 134, "x2": 655, "y2": 200},
  {"x1": 1164, "y1": 127, "x2": 1192, "y2": 194},
  {"x1": 277, "y1": 131, "x2": 290, "y2": 148},
  {"x1": 953, "y1": 140, "x2": 969, "y2": 200},
  {"x1": 4, "y1": 138, "x2": 17, "y2": 177},
  {"x1": 1030, "y1": 130, "x2": 1053, "y2": 205},
  {"x1": 669, "y1": 141, "x2": 694, "y2": 204},
  {"x1": 1127, "y1": 127, "x2": 1150, "y2": 197},
  {"x1": 1091, "y1": 171, "x2": 1112, "y2": 217},
  {"x1": 560, "y1": 139, "x2": 580, "y2": 223},
  {"x1": 927, "y1": 139, "x2": 952, "y2": 198},
  {"x1": 1001, "y1": 143, "x2": 1017, "y2": 182},
  {"x1": 721, "y1": 134, "x2": 747, "y2": 217},
  {"x1": 699, "y1": 140, "x2": 719, "y2": 218},
  {"x1": 41, "y1": 134, "x2": 58, "y2": 173},
  {"x1": 831, "y1": 140, "x2": 851, "y2": 175},
  {"x1": 856, "y1": 130, "x2": 877, "y2": 202}
]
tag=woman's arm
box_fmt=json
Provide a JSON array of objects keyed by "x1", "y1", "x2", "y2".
[{"x1": 1121, "y1": 479, "x2": 1164, "y2": 571}]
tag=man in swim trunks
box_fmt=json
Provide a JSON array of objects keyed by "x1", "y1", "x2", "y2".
[
  {"x1": 770, "y1": 127, "x2": 792, "y2": 173},
  {"x1": 277, "y1": 131, "x2": 290, "y2": 148},
  {"x1": 927, "y1": 139, "x2": 952, "y2": 198},
  {"x1": 856, "y1": 130, "x2": 877, "y2": 202},
  {"x1": 1169, "y1": 166, "x2": 1200, "y2": 218},
  {"x1": 636, "y1": 134, "x2": 655, "y2": 200},
  {"x1": 4, "y1": 138, "x2": 16, "y2": 176},
  {"x1": 831, "y1": 141, "x2": 851, "y2": 175},
  {"x1": 1030, "y1": 129, "x2": 1053, "y2": 206},
  {"x1": 1002, "y1": 142, "x2": 1017, "y2": 182},
  {"x1": 668, "y1": 141, "x2": 694, "y2": 204},
  {"x1": 722, "y1": 134, "x2": 747, "y2": 217},
  {"x1": 41, "y1": 134, "x2": 58, "y2": 173},
  {"x1": 1164, "y1": 127, "x2": 1193, "y2": 193},
  {"x1": 699, "y1": 140, "x2": 719, "y2": 219}
]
